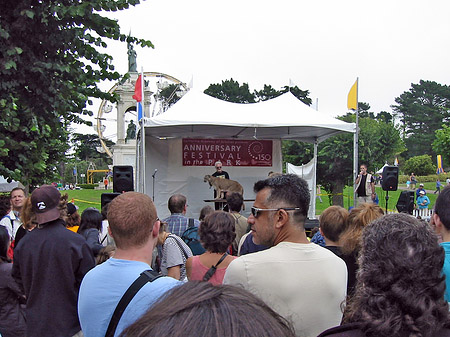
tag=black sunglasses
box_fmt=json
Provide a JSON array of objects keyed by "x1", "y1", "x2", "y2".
[{"x1": 251, "y1": 206, "x2": 301, "y2": 218}]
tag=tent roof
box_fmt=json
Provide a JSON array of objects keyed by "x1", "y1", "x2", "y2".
[{"x1": 144, "y1": 91, "x2": 355, "y2": 143}]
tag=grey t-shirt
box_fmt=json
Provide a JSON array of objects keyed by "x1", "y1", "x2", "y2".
[{"x1": 160, "y1": 234, "x2": 193, "y2": 281}]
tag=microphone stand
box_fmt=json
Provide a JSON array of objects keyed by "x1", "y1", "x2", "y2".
[{"x1": 152, "y1": 169, "x2": 157, "y2": 201}]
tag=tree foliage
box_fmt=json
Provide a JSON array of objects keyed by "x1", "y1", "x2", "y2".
[
  {"x1": 283, "y1": 113, "x2": 405, "y2": 206},
  {"x1": 433, "y1": 125, "x2": 450, "y2": 166},
  {"x1": 204, "y1": 78, "x2": 312, "y2": 105},
  {"x1": 204, "y1": 78, "x2": 256, "y2": 103},
  {"x1": 71, "y1": 133, "x2": 114, "y2": 163},
  {"x1": 402, "y1": 155, "x2": 436, "y2": 176},
  {"x1": 0, "y1": 0, "x2": 152, "y2": 186},
  {"x1": 392, "y1": 80, "x2": 450, "y2": 159},
  {"x1": 159, "y1": 83, "x2": 184, "y2": 108}
]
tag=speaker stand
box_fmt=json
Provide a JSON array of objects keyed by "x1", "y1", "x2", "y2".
[{"x1": 385, "y1": 191, "x2": 389, "y2": 214}]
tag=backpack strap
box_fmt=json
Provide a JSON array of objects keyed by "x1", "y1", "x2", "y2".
[
  {"x1": 203, "y1": 253, "x2": 228, "y2": 282},
  {"x1": 188, "y1": 218, "x2": 194, "y2": 228},
  {"x1": 105, "y1": 270, "x2": 162, "y2": 337}
]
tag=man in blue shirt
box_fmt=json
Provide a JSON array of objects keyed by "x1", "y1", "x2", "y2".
[
  {"x1": 163, "y1": 194, "x2": 199, "y2": 237},
  {"x1": 78, "y1": 192, "x2": 180, "y2": 337}
]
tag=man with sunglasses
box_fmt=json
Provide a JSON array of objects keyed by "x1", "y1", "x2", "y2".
[{"x1": 223, "y1": 174, "x2": 347, "y2": 337}]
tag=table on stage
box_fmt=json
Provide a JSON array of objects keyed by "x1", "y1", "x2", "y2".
[{"x1": 203, "y1": 199, "x2": 255, "y2": 211}]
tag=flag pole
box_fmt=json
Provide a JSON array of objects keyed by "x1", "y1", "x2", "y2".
[{"x1": 140, "y1": 67, "x2": 146, "y2": 195}]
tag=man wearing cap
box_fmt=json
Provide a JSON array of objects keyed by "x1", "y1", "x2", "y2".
[
  {"x1": 212, "y1": 161, "x2": 230, "y2": 210},
  {"x1": 12, "y1": 185, "x2": 95, "y2": 337},
  {"x1": 416, "y1": 183, "x2": 426, "y2": 200}
]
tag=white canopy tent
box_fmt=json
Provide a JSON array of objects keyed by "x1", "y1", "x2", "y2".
[{"x1": 138, "y1": 90, "x2": 356, "y2": 219}]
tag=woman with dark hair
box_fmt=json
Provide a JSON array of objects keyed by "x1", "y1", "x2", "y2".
[
  {"x1": 338, "y1": 203, "x2": 384, "y2": 295},
  {"x1": 120, "y1": 281, "x2": 295, "y2": 337},
  {"x1": 0, "y1": 226, "x2": 26, "y2": 337},
  {"x1": 186, "y1": 211, "x2": 236, "y2": 285},
  {"x1": 199, "y1": 205, "x2": 214, "y2": 221},
  {"x1": 77, "y1": 207, "x2": 103, "y2": 256},
  {"x1": 319, "y1": 213, "x2": 450, "y2": 337},
  {"x1": 65, "y1": 202, "x2": 81, "y2": 233}
]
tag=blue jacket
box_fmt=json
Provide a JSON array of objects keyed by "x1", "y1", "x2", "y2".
[{"x1": 417, "y1": 195, "x2": 430, "y2": 209}]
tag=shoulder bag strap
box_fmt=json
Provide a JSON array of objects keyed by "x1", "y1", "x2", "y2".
[
  {"x1": 203, "y1": 253, "x2": 228, "y2": 282},
  {"x1": 167, "y1": 234, "x2": 188, "y2": 259},
  {"x1": 105, "y1": 270, "x2": 162, "y2": 337}
]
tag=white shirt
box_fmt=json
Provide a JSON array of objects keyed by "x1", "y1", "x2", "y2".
[
  {"x1": 223, "y1": 241, "x2": 347, "y2": 337},
  {"x1": 0, "y1": 210, "x2": 22, "y2": 239}
]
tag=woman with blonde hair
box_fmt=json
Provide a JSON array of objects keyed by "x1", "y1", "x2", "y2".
[{"x1": 339, "y1": 203, "x2": 384, "y2": 295}]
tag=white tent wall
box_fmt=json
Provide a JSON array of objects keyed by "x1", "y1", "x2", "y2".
[
  {"x1": 145, "y1": 137, "x2": 283, "y2": 220},
  {"x1": 286, "y1": 161, "x2": 316, "y2": 219}
]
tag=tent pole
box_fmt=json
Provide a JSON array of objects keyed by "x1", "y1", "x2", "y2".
[
  {"x1": 312, "y1": 139, "x2": 318, "y2": 219},
  {"x1": 141, "y1": 114, "x2": 146, "y2": 195}
]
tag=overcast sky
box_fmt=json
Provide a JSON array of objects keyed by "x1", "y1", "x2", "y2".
[{"x1": 77, "y1": 0, "x2": 450, "y2": 135}]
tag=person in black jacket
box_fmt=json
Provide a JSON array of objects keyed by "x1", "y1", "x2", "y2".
[{"x1": 12, "y1": 185, "x2": 95, "y2": 337}]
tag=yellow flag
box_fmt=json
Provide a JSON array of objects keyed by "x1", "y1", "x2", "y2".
[{"x1": 347, "y1": 78, "x2": 358, "y2": 110}]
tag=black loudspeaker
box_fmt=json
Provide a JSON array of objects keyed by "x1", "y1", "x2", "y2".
[
  {"x1": 396, "y1": 191, "x2": 415, "y2": 214},
  {"x1": 101, "y1": 193, "x2": 121, "y2": 210},
  {"x1": 113, "y1": 165, "x2": 134, "y2": 193},
  {"x1": 381, "y1": 166, "x2": 399, "y2": 191}
]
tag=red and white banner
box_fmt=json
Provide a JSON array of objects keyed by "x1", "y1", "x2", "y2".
[{"x1": 182, "y1": 139, "x2": 273, "y2": 167}]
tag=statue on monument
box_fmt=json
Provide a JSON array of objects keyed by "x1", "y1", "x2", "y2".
[
  {"x1": 126, "y1": 120, "x2": 137, "y2": 141},
  {"x1": 127, "y1": 41, "x2": 137, "y2": 73}
]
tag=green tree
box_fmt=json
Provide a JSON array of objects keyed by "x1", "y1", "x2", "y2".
[
  {"x1": 254, "y1": 84, "x2": 282, "y2": 101},
  {"x1": 159, "y1": 83, "x2": 184, "y2": 108},
  {"x1": 280, "y1": 85, "x2": 312, "y2": 106},
  {"x1": 283, "y1": 115, "x2": 405, "y2": 206},
  {"x1": 204, "y1": 78, "x2": 256, "y2": 103},
  {"x1": 71, "y1": 133, "x2": 114, "y2": 163},
  {"x1": 433, "y1": 125, "x2": 450, "y2": 167},
  {"x1": 376, "y1": 111, "x2": 393, "y2": 124},
  {"x1": 402, "y1": 155, "x2": 436, "y2": 176},
  {"x1": 0, "y1": 0, "x2": 152, "y2": 186},
  {"x1": 319, "y1": 116, "x2": 404, "y2": 205},
  {"x1": 392, "y1": 80, "x2": 450, "y2": 159}
]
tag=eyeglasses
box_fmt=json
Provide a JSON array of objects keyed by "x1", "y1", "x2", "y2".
[
  {"x1": 216, "y1": 166, "x2": 222, "y2": 169},
  {"x1": 251, "y1": 206, "x2": 301, "y2": 218}
]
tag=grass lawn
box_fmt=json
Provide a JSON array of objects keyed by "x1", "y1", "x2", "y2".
[
  {"x1": 66, "y1": 182, "x2": 440, "y2": 216},
  {"x1": 316, "y1": 183, "x2": 439, "y2": 215},
  {"x1": 64, "y1": 189, "x2": 112, "y2": 213}
]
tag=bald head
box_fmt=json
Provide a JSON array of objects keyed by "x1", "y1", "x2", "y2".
[
  {"x1": 108, "y1": 192, "x2": 158, "y2": 249},
  {"x1": 168, "y1": 194, "x2": 187, "y2": 214}
]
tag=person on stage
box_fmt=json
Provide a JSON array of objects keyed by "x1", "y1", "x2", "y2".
[{"x1": 211, "y1": 161, "x2": 229, "y2": 210}]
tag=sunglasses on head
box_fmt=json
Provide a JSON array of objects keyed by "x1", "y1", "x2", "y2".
[{"x1": 251, "y1": 206, "x2": 301, "y2": 218}]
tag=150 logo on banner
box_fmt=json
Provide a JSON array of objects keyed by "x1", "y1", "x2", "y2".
[{"x1": 182, "y1": 139, "x2": 272, "y2": 167}]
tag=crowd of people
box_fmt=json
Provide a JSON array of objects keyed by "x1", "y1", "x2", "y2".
[{"x1": 1, "y1": 171, "x2": 450, "y2": 337}]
